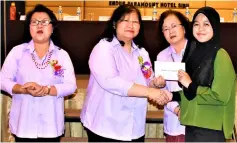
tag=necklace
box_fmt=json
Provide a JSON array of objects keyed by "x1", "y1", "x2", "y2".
[{"x1": 31, "y1": 50, "x2": 53, "y2": 69}]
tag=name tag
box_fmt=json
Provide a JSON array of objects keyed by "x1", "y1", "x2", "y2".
[
  {"x1": 155, "y1": 61, "x2": 185, "y2": 81},
  {"x1": 20, "y1": 15, "x2": 26, "y2": 20},
  {"x1": 63, "y1": 16, "x2": 80, "y2": 21},
  {"x1": 142, "y1": 16, "x2": 152, "y2": 21},
  {"x1": 220, "y1": 17, "x2": 225, "y2": 22},
  {"x1": 99, "y1": 16, "x2": 110, "y2": 21}
]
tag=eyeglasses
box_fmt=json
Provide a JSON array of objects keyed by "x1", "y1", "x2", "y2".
[
  {"x1": 162, "y1": 24, "x2": 182, "y2": 33},
  {"x1": 120, "y1": 19, "x2": 140, "y2": 26},
  {"x1": 30, "y1": 19, "x2": 52, "y2": 26}
]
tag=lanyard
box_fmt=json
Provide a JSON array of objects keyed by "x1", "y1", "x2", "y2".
[{"x1": 171, "y1": 51, "x2": 184, "y2": 62}]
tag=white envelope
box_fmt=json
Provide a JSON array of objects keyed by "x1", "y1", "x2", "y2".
[
  {"x1": 220, "y1": 17, "x2": 225, "y2": 22},
  {"x1": 99, "y1": 16, "x2": 110, "y2": 21},
  {"x1": 63, "y1": 16, "x2": 80, "y2": 21},
  {"x1": 20, "y1": 15, "x2": 26, "y2": 20},
  {"x1": 155, "y1": 61, "x2": 185, "y2": 81},
  {"x1": 142, "y1": 16, "x2": 152, "y2": 21}
]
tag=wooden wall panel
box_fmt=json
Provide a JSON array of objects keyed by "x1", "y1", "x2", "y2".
[
  {"x1": 26, "y1": 1, "x2": 84, "y2": 7},
  {"x1": 206, "y1": 1, "x2": 237, "y2": 9},
  {"x1": 85, "y1": 1, "x2": 121, "y2": 7},
  {"x1": 26, "y1": 6, "x2": 85, "y2": 20},
  {"x1": 180, "y1": 1, "x2": 205, "y2": 9},
  {"x1": 25, "y1": 1, "x2": 237, "y2": 22},
  {"x1": 144, "y1": 8, "x2": 198, "y2": 18},
  {"x1": 84, "y1": 7, "x2": 114, "y2": 21},
  {"x1": 141, "y1": 0, "x2": 205, "y2": 9},
  {"x1": 216, "y1": 10, "x2": 236, "y2": 22},
  {"x1": 85, "y1": 1, "x2": 205, "y2": 9},
  {"x1": 84, "y1": 7, "x2": 145, "y2": 21}
]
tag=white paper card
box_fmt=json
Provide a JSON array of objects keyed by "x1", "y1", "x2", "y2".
[
  {"x1": 63, "y1": 16, "x2": 79, "y2": 21},
  {"x1": 155, "y1": 61, "x2": 185, "y2": 80},
  {"x1": 20, "y1": 15, "x2": 26, "y2": 20},
  {"x1": 99, "y1": 16, "x2": 110, "y2": 21},
  {"x1": 220, "y1": 17, "x2": 225, "y2": 22},
  {"x1": 142, "y1": 16, "x2": 152, "y2": 20}
]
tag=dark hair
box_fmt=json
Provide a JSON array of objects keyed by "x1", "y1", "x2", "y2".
[
  {"x1": 100, "y1": 4, "x2": 145, "y2": 48},
  {"x1": 23, "y1": 4, "x2": 59, "y2": 45},
  {"x1": 157, "y1": 10, "x2": 190, "y2": 48}
]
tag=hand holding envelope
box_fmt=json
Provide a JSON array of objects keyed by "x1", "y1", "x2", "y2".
[
  {"x1": 155, "y1": 61, "x2": 185, "y2": 81},
  {"x1": 178, "y1": 69, "x2": 192, "y2": 88}
]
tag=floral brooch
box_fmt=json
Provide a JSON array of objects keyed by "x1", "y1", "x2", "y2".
[
  {"x1": 50, "y1": 60, "x2": 64, "y2": 77},
  {"x1": 138, "y1": 56, "x2": 152, "y2": 79}
]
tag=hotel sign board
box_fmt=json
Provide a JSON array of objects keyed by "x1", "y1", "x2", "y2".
[{"x1": 109, "y1": 1, "x2": 189, "y2": 8}]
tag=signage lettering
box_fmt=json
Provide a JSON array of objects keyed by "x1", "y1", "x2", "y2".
[{"x1": 109, "y1": 1, "x2": 189, "y2": 8}]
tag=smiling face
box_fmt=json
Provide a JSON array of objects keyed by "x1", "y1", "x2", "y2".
[
  {"x1": 116, "y1": 11, "x2": 140, "y2": 42},
  {"x1": 30, "y1": 12, "x2": 53, "y2": 43},
  {"x1": 193, "y1": 13, "x2": 214, "y2": 43},
  {"x1": 162, "y1": 14, "x2": 186, "y2": 46}
]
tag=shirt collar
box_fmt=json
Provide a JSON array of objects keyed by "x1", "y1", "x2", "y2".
[
  {"x1": 111, "y1": 36, "x2": 139, "y2": 51},
  {"x1": 24, "y1": 39, "x2": 56, "y2": 53},
  {"x1": 168, "y1": 39, "x2": 188, "y2": 57}
]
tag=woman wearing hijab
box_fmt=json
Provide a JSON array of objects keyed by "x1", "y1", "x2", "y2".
[{"x1": 174, "y1": 6, "x2": 236, "y2": 142}]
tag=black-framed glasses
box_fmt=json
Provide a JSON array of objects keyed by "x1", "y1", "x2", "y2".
[
  {"x1": 120, "y1": 19, "x2": 140, "y2": 26},
  {"x1": 30, "y1": 19, "x2": 52, "y2": 26},
  {"x1": 162, "y1": 23, "x2": 182, "y2": 33}
]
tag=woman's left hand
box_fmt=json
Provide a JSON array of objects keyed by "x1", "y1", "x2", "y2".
[
  {"x1": 152, "y1": 76, "x2": 166, "y2": 88},
  {"x1": 154, "y1": 89, "x2": 172, "y2": 105},
  {"x1": 178, "y1": 70, "x2": 192, "y2": 88},
  {"x1": 21, "y1": 82, "x2": 47, "y2": 97}
]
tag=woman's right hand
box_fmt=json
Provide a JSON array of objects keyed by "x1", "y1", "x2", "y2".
[
  {"x1": 21, "y1": 82, "x2": 47, "y2": 97},
  {"x1": 147, "y1": 88, "x2": 172, "y2": 105}
]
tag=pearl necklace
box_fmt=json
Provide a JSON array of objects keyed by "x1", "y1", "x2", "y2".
[{"x1": 31, "y1": 50, "x2": 53, "y2": 69}]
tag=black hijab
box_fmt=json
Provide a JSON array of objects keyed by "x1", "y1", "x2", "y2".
[{"x1": 182, "y1": 7, "x2": 221, "y2": 87}]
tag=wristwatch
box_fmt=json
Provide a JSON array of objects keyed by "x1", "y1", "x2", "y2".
[{"x1": 46, "y1": 85, "x2": 51, "y2": 94}]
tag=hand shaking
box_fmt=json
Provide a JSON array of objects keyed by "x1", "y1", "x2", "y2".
[{"x1": 147, "y1": 88, "x2": 172, "y2": 105}]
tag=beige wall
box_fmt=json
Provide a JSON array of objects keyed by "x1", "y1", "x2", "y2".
[{"x1": 25, "y1": 1, "x2": 237, "y2": 22}]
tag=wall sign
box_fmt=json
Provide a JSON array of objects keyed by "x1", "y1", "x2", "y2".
[{"x1": 109, "y1": 1, "x2": 189, "y2": 8}]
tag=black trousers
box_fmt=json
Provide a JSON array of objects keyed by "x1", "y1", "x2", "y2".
[
  {"x1": 85, "y1": 127, "x2": 145, "y2": 142},
  {"x1": 185, "y1": 125, "x2": 225, "y2": 142},
  {"x1": 14, "y1": 136, "x2": 61, "y2": 142}
]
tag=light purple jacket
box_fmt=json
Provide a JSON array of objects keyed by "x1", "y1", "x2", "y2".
[
  {"x1": 80, "y1": 37, "x2": 153, "y2": 141},
  {"x1": 0, "y1": 40, "x2": 77, "y2": 138}
]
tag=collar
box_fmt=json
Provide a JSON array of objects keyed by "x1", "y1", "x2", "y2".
[
  {"x1": 111, "y1": 36, "x2": 139, "y2": 51},
  {"x1": 168, "y1": 39, "x2": 188, "y2": 57},
  {"x1": 24, "y1": 39, "x2": 56, "y2": 53}
]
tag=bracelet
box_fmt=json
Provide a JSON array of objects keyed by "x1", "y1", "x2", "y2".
[
  {"x1": 176, "y1": 108, "x2": 180, "y2": 115},
  {"x1": 46, "y1": 85, "x2": 51, "y2": 94}
]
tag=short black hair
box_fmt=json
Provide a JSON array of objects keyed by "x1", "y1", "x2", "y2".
[
  {"x1": 23, "y1": 4, "x2": 58, "y2": 45},
  {"x1": 100, "y1": 4, "x2": 145, "y2": 48},
  {"x1": 157, "y1": 10, "x2": 190, "y2": 49}
]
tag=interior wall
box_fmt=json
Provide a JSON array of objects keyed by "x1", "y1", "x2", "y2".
[{"x1": 24, "y1": 1, "x2": 237, "y2": 22}]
